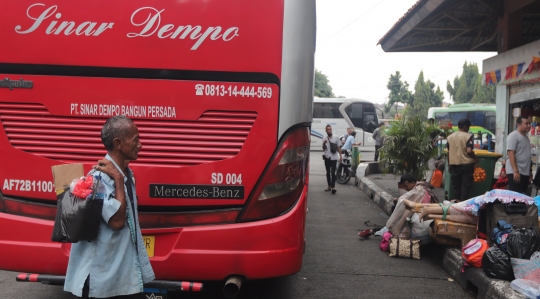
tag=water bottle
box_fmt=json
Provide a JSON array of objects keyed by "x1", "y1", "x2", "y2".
[{"x1": 92, "y1": 175, "x2": 106, "y2": 200}]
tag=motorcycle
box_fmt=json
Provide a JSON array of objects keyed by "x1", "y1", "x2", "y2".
[{"x1": 336, "y1": 149, "x2": 352, "y2": 184}]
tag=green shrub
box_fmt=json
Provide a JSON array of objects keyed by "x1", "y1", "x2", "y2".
[{"x1": 379, "y1": 116, "x2": 439, "y2": 181}]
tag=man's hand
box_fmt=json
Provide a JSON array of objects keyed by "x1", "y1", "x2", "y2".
[
  {"x1": 514, "y1": 172, "x2": 521, "y2": 182},
  {"x1": 94, "y1": 159, "x2": 123, "y2": 180}
]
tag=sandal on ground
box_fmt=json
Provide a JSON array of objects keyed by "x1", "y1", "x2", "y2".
[
  {"x1": 324, "y1": 188, "x2": 331, "y2": 192},
  {"x1": 331, "y1": 189, "x2": 337, "y2": 194}
]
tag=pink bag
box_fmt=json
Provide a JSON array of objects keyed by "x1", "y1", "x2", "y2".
[{"x1": 380, "y1": 231, "x2": 392, "y2": 252}]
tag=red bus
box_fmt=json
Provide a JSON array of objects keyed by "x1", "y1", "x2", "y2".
[{"x1": 0, "y1": 0, "x2": 315, "y2": 295}]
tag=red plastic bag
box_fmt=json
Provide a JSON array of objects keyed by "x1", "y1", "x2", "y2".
[
  {"x1": 72, "y1": 175, "x2": 94, "y2": 198},
  {"x1": 493, "y1": 167, "x2": 508, "y2": 189},
  {"x1": 430, "y1": 169, "x2": 443, "y2": 188}
]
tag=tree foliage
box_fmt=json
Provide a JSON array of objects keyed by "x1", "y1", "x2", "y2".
[
  {"x1": 447, "y1": 62, "x2": 495, "y2": 104},
  {"x1": 387, "y1": 71, "x2": 413, "y2": 106},
  {"x1": 471, "y1": 75, "x2": 496, "y2": 103},
  {"x1": 379, "y1": 116, "x2": 439, "y2": 181},
  {"x1": 410, "y1": 71, "x2": 444, "y2": 120},
  {"x1": 314, "y1": 69, "x2": 335, "y2": 98}
]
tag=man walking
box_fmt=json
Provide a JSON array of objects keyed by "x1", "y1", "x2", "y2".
[
  {"x1": 323, "y1": 125, "x2": 342, "y2": 194},
  {"x1": 372, "y1": 122, "x2": 385, "y2": 161},
  {"x1": 446, "y1": 119, "x2": 476, "y2": 201},
  {"x1": 64, "y1": 115, "x2": 155, "y2": 298},
  {"x1": 506, "y1": 116, "x2": 532, "y2": 194}
]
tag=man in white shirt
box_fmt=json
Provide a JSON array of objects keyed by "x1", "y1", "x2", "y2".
[{"x1": 322, "y1": 125, "x2": 342, "y2": 194}]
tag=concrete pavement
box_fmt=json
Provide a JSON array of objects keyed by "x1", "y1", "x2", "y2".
[{"x1": 355, "y1": 163, "x2": 526, "y2": 299}]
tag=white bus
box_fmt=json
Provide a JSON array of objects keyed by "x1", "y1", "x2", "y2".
[{"x1": 311, "y1": 98, "x2": 380, "y2": 152}]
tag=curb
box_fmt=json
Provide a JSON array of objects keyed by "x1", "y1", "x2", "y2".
[{"x1": 356, "y1": 173, "x2": 525, "y2": 299}]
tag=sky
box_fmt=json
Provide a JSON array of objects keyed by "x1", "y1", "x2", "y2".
[{"x1": 315, "y1": 0, "x2": 496, "y2": 104}]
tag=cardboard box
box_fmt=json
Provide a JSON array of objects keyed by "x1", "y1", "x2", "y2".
[
  {"x1": 431, "y1": 219, "x2": 477, "y2": 247},
  {"x1": 51, "y1": 163, "x2": 84, "y2": 194}
]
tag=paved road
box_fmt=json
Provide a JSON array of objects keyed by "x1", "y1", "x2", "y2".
[{"x1": 0, "y1": 151, "x2": 470, "y2": 299}]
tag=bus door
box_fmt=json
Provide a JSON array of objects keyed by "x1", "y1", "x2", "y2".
[{"x1": 338, "y1": 101, "x2": 377, "y2": 150}]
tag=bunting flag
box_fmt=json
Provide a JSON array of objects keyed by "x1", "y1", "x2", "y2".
[
  {"x1": 485, "y1": 56, "x2": 540, "y2": 85},
  {"x1": 505, "y1": 62, "x2": 525, "y2": 81},
  {"x1": 485, "y1": 69, "x2": 501, "y2": 85}
]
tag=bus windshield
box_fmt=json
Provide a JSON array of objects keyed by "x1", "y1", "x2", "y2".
[{"x1": 311, "y1": 99, "x2": 379, "y2": 151}]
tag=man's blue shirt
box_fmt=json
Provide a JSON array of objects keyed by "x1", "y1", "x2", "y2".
[
  {"x1": 64, "y1": 154, "x2": 155, "y2": 298},
  {"x1": 342, "y1": 135, "x2": 355, "y2": 150}
]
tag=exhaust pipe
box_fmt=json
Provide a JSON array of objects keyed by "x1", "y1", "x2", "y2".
[{"x1": 223, "y1": 275, "x2": 243, "y2": 298}]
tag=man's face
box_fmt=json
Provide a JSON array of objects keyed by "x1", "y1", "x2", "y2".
[
  {"x1": 118, "y1": 123, "x2": 142, "y2": 161},
  {"x1": 403, "y1": 181, "x2": 416, "y2": 191},
  {"x1": 326, "y1": 126, "x2": 332, "y2": 135},
  {"x1": 347, "y1": 128, "x2": 352, "y2": 134},
  {"x1": 518, "y1": 118, "x2": 532, "y2": 134}
]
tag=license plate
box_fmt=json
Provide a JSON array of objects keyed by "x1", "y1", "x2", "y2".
[{"x1": 143, "y1": 235, "x2": 155, "y2": 258}]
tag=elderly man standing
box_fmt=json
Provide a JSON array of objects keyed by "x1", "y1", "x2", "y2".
[
  {"x1": 506, "y1": 116, "x2": 532, "y2": 194},
  {"x1": 64, "y1": 115, "x2": 154, "y2": 298}
]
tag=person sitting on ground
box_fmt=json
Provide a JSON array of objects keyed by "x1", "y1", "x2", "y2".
[{"x1": 359, "y1": 173, "x2": 438, "y2": 239}]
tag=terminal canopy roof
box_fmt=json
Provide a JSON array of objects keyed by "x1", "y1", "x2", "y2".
[{"x1": 378, "y1": 0, "x2": 540, "y2": 52}]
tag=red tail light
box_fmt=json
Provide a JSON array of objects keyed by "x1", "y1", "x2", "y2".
[{"x1": 239, "y1": 126, "x2": 310, "y2": 222}]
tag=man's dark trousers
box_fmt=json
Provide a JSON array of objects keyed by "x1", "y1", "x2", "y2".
[
  {"x1": 508, "y1": 174, "x2": 530, "y2": 195},
  {"x1": 450, "y1": 163, "x2": 474, "y2": 201},
  {"x1": 374, "y1": 145, "x2": 382, "y2": 162},
  {"x1": 324, "y1": 158, "x2": 337, "y2": 188}
]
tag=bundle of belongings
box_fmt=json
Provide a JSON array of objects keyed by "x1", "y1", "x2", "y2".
[{"x1": 433, "y1": 189, "x2": 540, "y2": 299}]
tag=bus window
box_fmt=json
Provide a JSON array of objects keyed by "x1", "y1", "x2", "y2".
[
  {"x1": 485, "y1": 112, "x2": 496, "y2": 134},
  {"x1": 434, "y1": 112, "x2": 449, "y2": 122},
  {"x1": 345, "y1": 103, "x2": 364, "y2": 129},
  {"x1": 313, "y1": 103, "x2": 343, "y2": 118},
  {"x1": 450, "y1": 112, "x2": 468, "y2": 126},
  {"x1": 468, "y1": 111, "x2": 485, "y2": 127}
]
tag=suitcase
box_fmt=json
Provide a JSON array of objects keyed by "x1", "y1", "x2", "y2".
[{"x1": 483, "y1": 202, "x2": 539, "y2": 246}]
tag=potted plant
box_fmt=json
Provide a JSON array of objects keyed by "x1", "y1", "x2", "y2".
[{"x1": 379, "y1": 116, "x2": 440, "y2": 181}]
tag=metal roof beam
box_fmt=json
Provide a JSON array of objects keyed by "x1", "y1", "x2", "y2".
[{"x1": 504, "y1": 0, "x2": 537, "y2": 13}]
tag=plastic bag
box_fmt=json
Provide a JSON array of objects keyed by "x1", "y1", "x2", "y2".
[
  {"x1": 51, "y1": 173, "x2": 104, "y2": 243},
  {"x1": 71, "y1": 175, "x2": 94, "y2": 198},
  {"x1": 380, "y1": 231, "x2": 392, "y2": 252},
  {"x1": 511, "y1": 279, "x2": 540, "y2": 299},
  {"x1": 482, "y1": 247, "x2": 515, "y2": 281},
  {"x1": 410, "y1": 213, "x2": 432, "y2": 244},
  {"x1": 507, "y1": 228, "x2": 540, "y2": 259},
  {"x1": 430, "y1": 169, "x2": 443, "y2": 188},
  {"x1": 473, "y1": 167, "x2": 487, "y2": 183},
  {"x1": 512, "y1": 258, "x2": 540, "y2": 283}
]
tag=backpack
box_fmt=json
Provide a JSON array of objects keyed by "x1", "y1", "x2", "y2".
[
  {"x1": 462, "y1": 238, "x2": 488, "y2": 268},
  {"x1": 491, "y1": 220, "x2": 513, "y2": 252}
]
